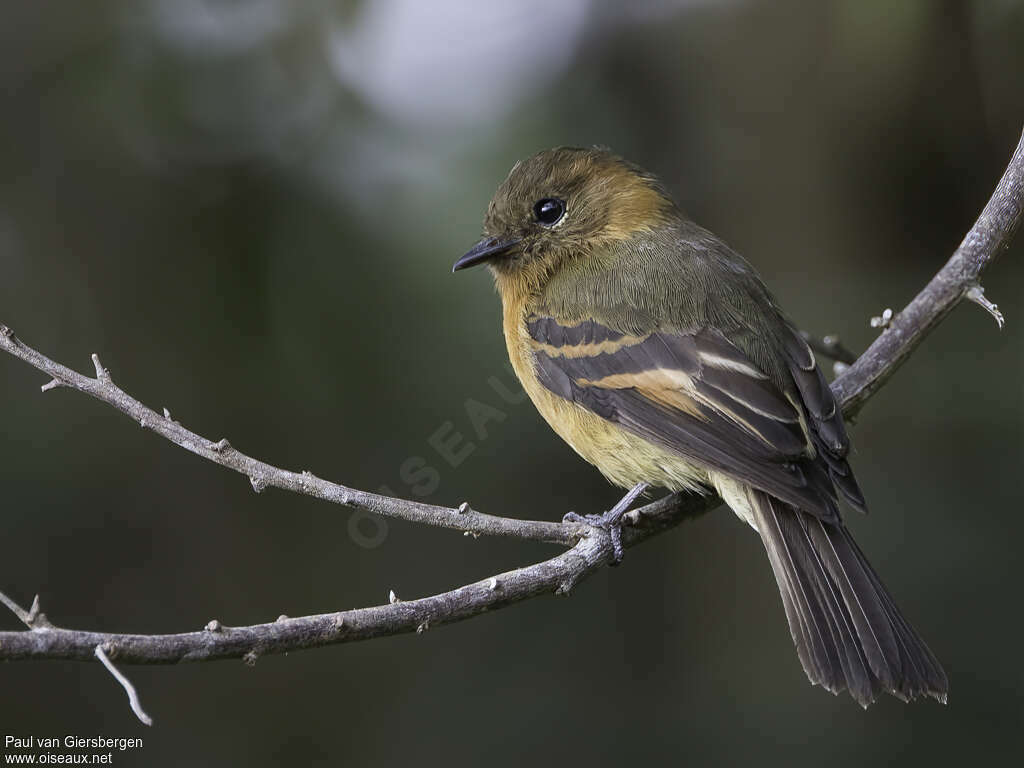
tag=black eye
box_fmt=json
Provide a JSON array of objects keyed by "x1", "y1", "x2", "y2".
[{"x1": 533, "y1": 198, "x2": 565, "y2": 226}]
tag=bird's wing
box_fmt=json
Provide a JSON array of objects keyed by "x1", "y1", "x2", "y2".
[
  {"x1": 774, "y1": 325, "x2": 866, "y2": 513},
  {"x1": 527, "y1": 313, "x2": 862, "y2": 520}
]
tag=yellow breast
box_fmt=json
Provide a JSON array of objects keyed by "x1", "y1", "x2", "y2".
[{"x1": 496, "y1": 276, "x2": 709, "y2": 494}]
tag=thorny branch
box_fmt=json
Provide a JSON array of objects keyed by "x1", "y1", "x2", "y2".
[
  {"x1": 832, "y1": 130, "x2": 1023, "y2": 416},
  {"x1": 0, "y1": 349, "x2": 574, "y2": 546},
  {"x1": 0, "y1": 128, "x2": 1021, "y2": 724}
]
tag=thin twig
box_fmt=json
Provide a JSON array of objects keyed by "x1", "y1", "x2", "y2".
[
  {"x1": 0, "y1": 492, "x2": 706, "y2": 664},
  {"x1": 832, "y1": 128, "x2": 1024, "y2": 417},
  {"x1": 800, "y1": 331, "x2": 858, "y2": 366},
  {"x1": 0, "y1": 590, "x2": 52, "y2": 630},
  {"x1": 0, "y1": 589, "x2": 33, "y2": 627},
  {"x1": 0, "y1": 332, "x2": 573, "y2": 546},
  {"x1": 95, "y1": 645, "x2": 153, "y2": 726}
]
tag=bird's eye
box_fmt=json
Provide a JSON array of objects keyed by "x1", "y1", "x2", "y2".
[{"x1": 533, "y1": 198, "x2": 565, "y2": 226}]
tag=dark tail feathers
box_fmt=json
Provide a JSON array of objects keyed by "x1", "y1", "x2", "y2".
[{"x1": 750, "y1": 490, "x2": 948, "y2": 707}]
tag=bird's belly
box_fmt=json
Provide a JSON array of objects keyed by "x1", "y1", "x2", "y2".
[
  {"x1": 503, "y1": 297, "x2": 709, "y2": 493},
  {"x1": 531, "y1": 375, "x2": 759, "y2": 532},
  {"x1": 525, "y1": 370, "x2": 710, "y2": 494}
]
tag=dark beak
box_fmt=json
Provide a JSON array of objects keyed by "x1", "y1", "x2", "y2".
[{"x1": 452, "y1": 237, "x2": 521, "y2": 273}]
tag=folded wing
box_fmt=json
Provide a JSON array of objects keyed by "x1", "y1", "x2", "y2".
[{"x1": 527, "y1": 313, "x2": 863, "y2": 521}]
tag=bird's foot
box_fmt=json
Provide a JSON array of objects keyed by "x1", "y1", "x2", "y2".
[
  {"x1": 563, "y1": 482, "x2": 648, "y2": 564},
  {"x1": 564, "y1": 510, "x2": 627, "y2": 564}
]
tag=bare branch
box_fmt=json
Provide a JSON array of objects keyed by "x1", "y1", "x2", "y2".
[
  {"x1": 0, "y1": 128, "x2": 1019, "y2": 678},
  {"x1": 832, "y1": 128, "x2": 1024, "y2": 418},
  {"x1": 0, "y1": 492, "x2": 706, "y2": 665},
  {"x1": 0, "y1": 338, "x2": 574, "y2": 547}
]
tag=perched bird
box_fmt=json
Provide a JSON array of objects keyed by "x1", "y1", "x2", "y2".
[{"x1": 453, "y1": 147, "x2": 948, "y2": 707}]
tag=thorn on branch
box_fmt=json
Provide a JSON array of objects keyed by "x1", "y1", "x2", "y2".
[
  {"x1": 0, "y1": 590, "x2": 53, "y2": 629},
  {"x1": 389, "y1": 590, "x2": 401, "y2": 604},
  {"x1": 27, "y1": 594, "x2": 41, "y2": 624},
  {"x1": 95, "y1": 645, "x2": 153, "y2": 726},
  {"x1": 40, "y1": 378, "x2": 62, "y2": 393},
  {"x1": 209, "y1": 438, "x2": 232, "y2": 453},
  {"x1": 90, "y1": 354, "x2": 111, "y2": 383},
  {"x1": 416, "y1": 621, "x2": 429, "y2": 634},
  {"x1": 463, "y1": 530, "x2": 480, "y2": 539},
  {"x1": 276, "y1": 615, "x2": 288, "y2": 623},
  {"x1": 333, "y1": 614, "x2": 345, "y2": 630},
  {"x1": 205, "y1": 619, "x2": 222, "y2": 633},
  {"x1": 162, "y1": 407, "x2": 172, "y2": 419},
  {"x1": 488, "y1": 577, "x2": 498, "y2": 591},
  {"x1": 965, "y1": 284, "x2": 1005, "y2": 329},
  {"x1": 456, "y1": 502, "x2": 471, "y2": 515},
  {"x1": 243, "y1": 650, "x2": 259, "y2": 667},
  {"x1": 870, "y1": 308, "x2": 894, "y2": 329},
  {"x1": 0, "y1": 325, "x2": 12, "y2": 338},
  {"x1": 250, "y1": 475, "x2": 268, "y2": 494}
]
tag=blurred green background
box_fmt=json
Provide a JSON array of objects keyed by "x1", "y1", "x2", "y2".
[{"x1": 1, "y1": 1, "x2": 1022, "y2": 765}]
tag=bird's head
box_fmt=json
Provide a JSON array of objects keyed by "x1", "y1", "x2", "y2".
[{"x1": 453, "y1": 147, "x2": 677, "y2": 291}]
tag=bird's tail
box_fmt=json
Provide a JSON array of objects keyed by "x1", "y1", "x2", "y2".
[{"x1": 746, "y1": 488, "x2": 948, "y2": 707}]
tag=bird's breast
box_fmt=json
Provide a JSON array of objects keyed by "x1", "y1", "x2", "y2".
[{"x1": 500, "y1": 291, "x2": 709, "y2": 494}]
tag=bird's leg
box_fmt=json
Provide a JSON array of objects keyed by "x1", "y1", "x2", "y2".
[{"x1": 563, "y1": 482, "x2": 648, "y2": 564}]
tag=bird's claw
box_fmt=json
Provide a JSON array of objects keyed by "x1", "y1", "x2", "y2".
[
  {"x1": 563, "y1": 511, "x2": 626, "y2": 563},
  {"x1": 562, "y1": 482, "x2": 648, "y2": 565}
]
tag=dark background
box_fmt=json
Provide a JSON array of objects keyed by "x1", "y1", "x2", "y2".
[{"x1": 1, "y1": 1, "x2": 1022, "y2": 765}]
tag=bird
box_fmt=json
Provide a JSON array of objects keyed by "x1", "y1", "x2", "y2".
[{"x1": 452, "y1": 146, "x2": 948, "y2": 707}]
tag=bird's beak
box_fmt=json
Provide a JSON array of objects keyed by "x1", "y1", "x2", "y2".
[{"x1": 452, "y1": 237, "x2": 521, "y2": 273}]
